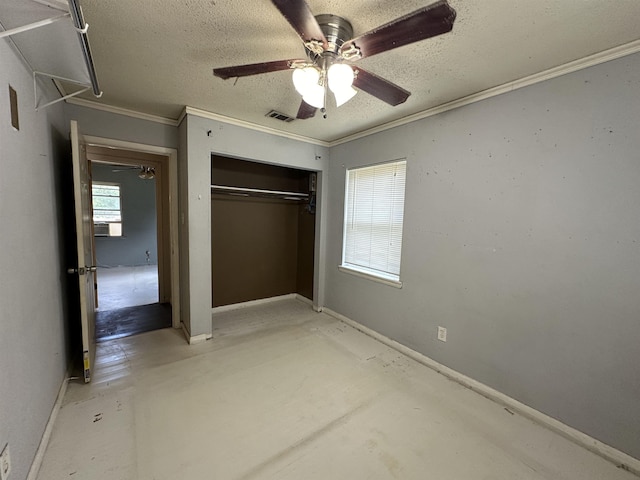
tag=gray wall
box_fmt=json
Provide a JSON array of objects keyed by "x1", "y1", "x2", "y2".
[
  {"x1": 92, "y1": 163, "x2": 158, "y2": 266},
  {"x1": 64, "y1": 103, "x2": 178, "y2": 149},
  {"x1": 0, "y1": 40, "x2": 71, "y2": 480},
  {"x1": 180, "y1": 114, "x2": 329, "y2": 337},
  {"x1": 326, "y1": 53, "x2": 640, "y2": 459}
]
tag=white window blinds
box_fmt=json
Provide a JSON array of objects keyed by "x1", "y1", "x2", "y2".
[{"x1": 342, "y1": 160, "x2": 407, "y2": 283}]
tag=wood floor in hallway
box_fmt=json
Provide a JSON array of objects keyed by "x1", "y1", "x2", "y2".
[{"x1": 36, "y1": 299, "x2": 636, "y2": 480}]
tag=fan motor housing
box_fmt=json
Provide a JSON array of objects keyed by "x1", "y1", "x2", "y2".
[{"x1": 315, "y1": 14, "x2": 353, "y2": 56}]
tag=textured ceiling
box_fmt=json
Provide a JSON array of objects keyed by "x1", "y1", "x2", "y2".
[{"x1": 55, "y1": 1, "x2": 640, "y2": 142}]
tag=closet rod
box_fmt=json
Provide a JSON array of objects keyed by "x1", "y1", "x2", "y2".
[
  {"x1": 68, "y1": 0, "x2": 102, "y2": 97},
  {"x1": 211, "y1": 184, "x2": 308, "y2": 199}
]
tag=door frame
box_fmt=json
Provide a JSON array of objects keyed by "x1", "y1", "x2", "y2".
[{"x1": 83, "y1": 135, "x2": 180, "y2": 328}]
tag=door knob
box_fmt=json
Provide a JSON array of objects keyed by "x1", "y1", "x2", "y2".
[{"x1": 67, "y1": 266, "x2": 96, "y2": 275}]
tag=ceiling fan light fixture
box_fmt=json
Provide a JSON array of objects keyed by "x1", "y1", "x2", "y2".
[
  {"x1": 328, "y1": 63, "x2": 356, "y2": 107},
  {"x1": 333, "y1": 85, "x2": 357, "y2": 107},
  {"x1": 327, "y1": 63, "x2": 354, "y2": 90},
  {"x1": 138, "y1": 166, "x2": 156, "y2": 180},
  {"x1": 292, "y1": 66, "x2": 320, "y2": 96},
  {"x1": 302, "y1": 83, "x2": 325, "y2": 109}
]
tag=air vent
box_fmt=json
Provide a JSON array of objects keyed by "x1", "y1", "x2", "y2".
[{"x1": 266, "y1": 110, "x2": 294, "y2": 122}]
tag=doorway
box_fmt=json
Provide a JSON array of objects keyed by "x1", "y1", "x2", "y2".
[{"x1": 85, "y1": 143, "x2": 177, "y2": 341}]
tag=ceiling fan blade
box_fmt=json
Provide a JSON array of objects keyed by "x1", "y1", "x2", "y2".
[
  {"x1": 353, "y1": 68, "x2": 411, "y2": 106},
  {"x1": 111, "y1": 166, "x2": 139, "y2": 172},
  {"x1": 296, "y1": 100, "x2": 316, "y2": 119},
  {"x1": 213, "y1": 59, "x2": 302, "y2": 80},
  {"x1": 340, "y1": 0, "x2": 456, "y2": 60},
  {"x1": 271, "y1": 0, "x2": 328, "y2": 50}
]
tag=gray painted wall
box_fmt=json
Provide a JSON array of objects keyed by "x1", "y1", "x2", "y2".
[
  {"x1": 1, "y1": 40, "x2": 71, "y2": 480},
  {"x1": 180, "y1": 114, "x2": 329, "y2": 337},
  {"x1": 64, "y1": 103, "x2": 178, "y2": 149},
  {"x1": 326, "y1": 53, "x2": 640, "y2": 459},
  {"x1": 92, "y1": 163, "x2": 158, "y2": 266}
]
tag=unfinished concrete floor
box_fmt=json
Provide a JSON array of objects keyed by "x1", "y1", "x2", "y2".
[
  {"x1": 96, "y1": 265, "x2": 159, "y2": 311},
  {"x1": 36, "y1": 299, "x2": 636, "y2": 480}
]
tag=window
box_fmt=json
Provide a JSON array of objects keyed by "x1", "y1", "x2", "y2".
[
  {"x1": 92, "y1": 183, "x2": 122, "y2": 237},
  {"x1": 341, "y1": 159, "x2": 407, "y2": 286}
]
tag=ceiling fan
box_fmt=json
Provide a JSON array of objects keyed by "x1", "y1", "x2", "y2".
[
  {"x1": 111, "y1": 165, "x2": 156, "y2": 179},
  {"x1": 213, "y1": 0, "x2": 456, "y2": 119}
]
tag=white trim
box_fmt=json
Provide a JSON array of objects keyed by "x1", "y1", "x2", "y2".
[
  {"x1": 180, "y1": 322, "x2": 190, "y2": 342},
  {"x1": 62, "y1": 39, "x2": 640, "y2": 147},
  {"x1": 211, "y1": 294, "x2": 298, "y2": 314},
  {"x1": 322, "y1": 308, "x2": 640, "y2": 476},
  {"x1": 338, "y1": 265, "x2": 403, "y2": 289},
  {"x1": 295, "y1": 294, "x2": 314, "y2": 306},
  {"x1": 82, "y1": 136, "x2": 181, "y2": 330},
  {"x1": 26, "y1": 375, "x2": 69, "y2": 480},
  {"x1": 83, "y1": 135, "x2": 175, "y2": 156},
  {"x1": 189, "y1": 333, "x2": 212, "y2": 344},
  {"x1": 180, "y1": 322, "x2": 212, "y2": 344},
  {"x1": 330, "y1": 39, "x2": 640, "y2": 146},
  {"x1": 177, "y1": 108, "x2": 188, "y2": 126},
  {"x1": 184, "y1": 106, "x2": 331, "y2": 147},
  {"x1": 66, "y1": 97, "x2": 178, "y2": 126}
]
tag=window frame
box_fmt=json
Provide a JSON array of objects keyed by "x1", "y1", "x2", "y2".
[
  {"x1": 340, "y1": 159, "x2": 407, "y2": 288},
  {"x1": 92, "y1": 181, "x2": 123, "y2": 237}
]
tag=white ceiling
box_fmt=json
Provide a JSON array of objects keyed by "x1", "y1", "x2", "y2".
[{"x1": 15, "y1": 0, "x2": 640, "y2": 143}]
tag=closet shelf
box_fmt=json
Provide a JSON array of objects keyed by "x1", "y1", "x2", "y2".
[
  {"x1": 0, "y1": 0, "x2": 101, "y2": 110},
  {"x1": 210, "y1": 184, "x2": 309, "y2": 201}
]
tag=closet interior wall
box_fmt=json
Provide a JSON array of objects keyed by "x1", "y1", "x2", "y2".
[{"x1": 211, "y1": 155, "x2": 315, "y2": 307}]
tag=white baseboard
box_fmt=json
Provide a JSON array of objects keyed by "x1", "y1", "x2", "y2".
[
  {"x1": 181, "y1": 322, "x2": 212, "y2": 345},
  {"x1": 188, "y1": 333, "x2": 212, "y2": 345},
  {"x1": 211, "y1": 294, "x2": 298, "y2": 314},
  {"x1": 323, "y1": 308, "x2": 640, "y2": 476},
  {"x1": 27, "y1": 374, "x2": 70, "y2": 480},
  {"x1": 295, "y1": 294, "x2": 314, "y2": 307}
]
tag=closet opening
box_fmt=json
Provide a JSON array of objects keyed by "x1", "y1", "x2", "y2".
[{"x1": 211, "y1": 155, "x2": 316, "y2": 307}]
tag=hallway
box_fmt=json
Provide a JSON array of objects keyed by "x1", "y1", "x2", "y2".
[
  {"x1": 95, "y1": 265, "x2": 168, "y2": 341},
  {"x1": 97, "y1": 265, "x2": 159, "y2": 311}
]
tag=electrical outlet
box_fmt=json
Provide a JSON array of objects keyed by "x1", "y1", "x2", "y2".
[
  {"x1": 437, "y1": 326, "x2": 447, "y2": 342},
  {"x1": 0, "y1": 443, "x2": 11, "y2": 480}
]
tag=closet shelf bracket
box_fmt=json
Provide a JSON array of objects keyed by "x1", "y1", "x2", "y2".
[
  {"x1": 34, "y1": 71, "x2": 90, "y2": 110},
  {"x1": 1, "y1": 0, "x2": 102, "y2": 109},
  {"x1": 0, "y1": 12, "x2": 70, "y2": 39}
]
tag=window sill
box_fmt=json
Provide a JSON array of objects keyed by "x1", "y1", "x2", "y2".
[{"x1": 338, "y1": 265, "x2": 403, "y2": 289}]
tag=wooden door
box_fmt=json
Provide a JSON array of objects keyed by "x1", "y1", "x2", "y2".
[{"x1": 69, "y1": 120, "x2": 97, "y2": 383}]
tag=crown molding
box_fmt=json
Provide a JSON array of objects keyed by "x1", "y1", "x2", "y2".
[
  {"x1": 182, "y1": 106, "x2": 331, "y2": 147},
  {"x1": 63, "y1": 39, "x2": 640, "y2": 148},
  {"x1": 65, "y1": 97, "x2": 179, "y2": 126},
  {"x1": 330, "y1": 39, "x2": 640, "y2": 146}
]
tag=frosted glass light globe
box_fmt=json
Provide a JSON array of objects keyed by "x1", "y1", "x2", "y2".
[
  {"x1": 292, "y1": 66, "x2": 320, "y2": 96},
  {"x1": 303, "y1": 83, "x2": 325, "y2": 109},
  {"x1": 327, "y1": 63, "x2": 354, "y2": 92},
  {"x1": 328, "y1": 63, "x2": 356, "y2": 107}
]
